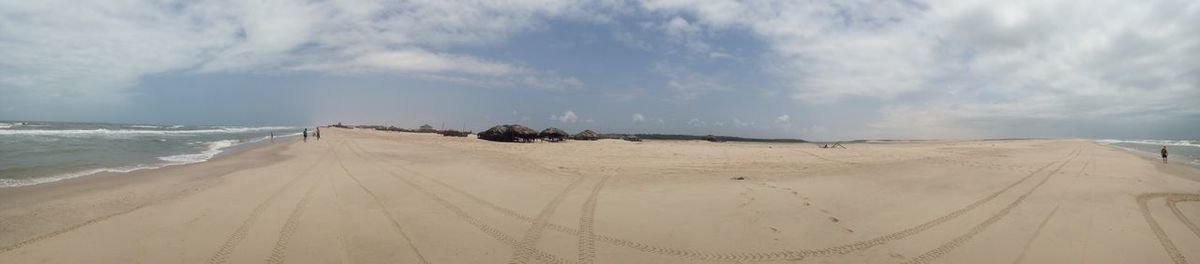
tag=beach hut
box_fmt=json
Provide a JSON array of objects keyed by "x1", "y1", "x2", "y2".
[
  {"x1": 539, "y1": 127, "x2": 569, "y2": 142},
  {"x1": 419, "y1": 124, "x2": 435, "y2": 132},
  {"x1": 573, "y1": 130, "x2": 599, "y2": 140},
  {"x1": 478, "y1": 124, "x2": 538, "y2": 142}
]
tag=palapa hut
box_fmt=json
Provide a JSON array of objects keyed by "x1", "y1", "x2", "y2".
[
  {"x1": 539, "y1": 127, "x2": 569, "y2": 142},
  {"x1": 478, "y1": 124, "x2": 538, "y2": 142},
  {"x1": 419, "y1": 124, "x2": 435, "y2": 132},
  {"x1": 573, "y1": 129, "x2": 599, "y2": 140}
]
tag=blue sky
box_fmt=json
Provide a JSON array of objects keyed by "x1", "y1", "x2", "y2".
[{"x1": 1, "y1": 0, "x2": 1198, "y2": 140}]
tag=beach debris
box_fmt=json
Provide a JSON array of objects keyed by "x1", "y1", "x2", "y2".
[
  {"x1": 731, "y1": 176, "x2": 747, "y2": 181},
  {"x1": 829, "y1": 217, "x2": 839, "y2": 223},
  {"x1": 539, "y1": 127, "x2": 569, "y2": 142},
  {"x1": 819, "y1": 142, "x2": 847, "y2": 149},
  {"x1": 573, "y1": 129, "x2": 600, "y2": 140},
  {"x1": 702, "y1": 135, "x2": 726, "y2": 142},
  {"x1": 440, "y1": 130, "x2": 471, "y2": 137},
  {"x1": 478, "y1": 124, "x2": 538, "y2": 142}
]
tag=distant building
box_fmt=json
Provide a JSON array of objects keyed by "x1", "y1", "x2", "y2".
[{"x1": 419, "y1": 124, "x2": 435, "y2": 132}]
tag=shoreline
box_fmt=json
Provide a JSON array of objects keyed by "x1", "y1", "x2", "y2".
[
  {"x1": 0, "y1": 137, "x2": 295, "y2": 207},
  {"x1": 1, "y1": 130, "x2": 1198, "y2": 263},
  {"x1": 0, "y1": 132, "x2": 300, "y2": 189}
]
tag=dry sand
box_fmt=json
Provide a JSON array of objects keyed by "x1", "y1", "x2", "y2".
[{"x1": 1, "y1": 128, "x2": 1198, "y2": 263}]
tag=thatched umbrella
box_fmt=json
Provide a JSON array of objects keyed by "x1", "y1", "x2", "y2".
[
  {"x1": 513, "y1": 125, "x2": 538, "y2": 142},
  {"x1": 539, "y1": 127, "x2": 569, "y2": 142},
  {"x1": 478, "y1": 124, "x2": 538, "y2": 142},
  {"x1": 573, "y1": 129, "x2": 599, "y2": 140}
]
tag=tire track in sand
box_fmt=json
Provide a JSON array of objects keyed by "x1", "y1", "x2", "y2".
[
  {"x1": 578, "y1": 176, "x2": 610, "y2": 264},
  {"x1": 351, "y1": 141, "x2": 1079, "y2": 262},
  {"x1": 1010, "y1": 205, "x2": 1060, "y2": 264},
  {"x1": 0, "y1": 203, "x2": 150, "y2": 254},
  {"x1": 509, "y1": 175, "x2": 588, "y2": 264},
  {"x1": 334, "y1": 146, "x2": 429, "y2": 264},
  {"x1": 1166, "y1": 195, "x2": 1200, "y2": 240},
  {"x1": 901, "y1": 146, "x2": 1080, "y2": 264},
  {"x1": 1139, "y1": 192, "x2": 1200, "y2": 264},
  {"x1": 344, "y1": 143, "x2": 572, "y2": 264},
  {"x1": 360, "y1": 143, "x2": 1072, "y2": 262},
  {"x1": 209, "y1": 152, "x2": 330, "y2": 264},
  {"x1": 265, "y1": 173, "x2": 323, "y2": 264}
]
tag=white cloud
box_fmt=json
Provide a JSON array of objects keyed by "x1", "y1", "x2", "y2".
[
  {"x1": 775, "y1": 114, "x2": 790, "y2": 123},
  {"x1": 653, "y1": 62, "x2": 727, "y2": 102},
  {"x1": 774, "y1": 114, "x2": 792, "y2": 129},
  {"x1": 0, "y1": 0, "x2": 593, "y2": 100},
  {"x1": 643, "y1": 0, "x2": 1200, "y2": 138},
  {"x1": 551, "y1": 110, "x2": 579, "y2": 123},
  {"x1": 732, "y1": 118, "x2": 754, "y2": 127},
  {"x1": 632, "y1": 113, "x2": 646, "y2": 123},
  {"x1": 687, "y1": 118, "x2": 705, "y2": 127}
]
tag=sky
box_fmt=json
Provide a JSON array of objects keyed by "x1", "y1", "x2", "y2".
[{"x1": 1, "y1": 0, "x2": 1198, "y2": 140}]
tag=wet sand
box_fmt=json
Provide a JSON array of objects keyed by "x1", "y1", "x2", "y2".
[{"x1": 1, "y1": 128, "x2": 1198, "y2": 263}]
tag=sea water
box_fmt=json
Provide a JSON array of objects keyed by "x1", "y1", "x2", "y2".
[
  {"x1": 0, "y1": 121, "x2": 302, "y2": 188},
  {"x1": 1097, "y1": 139, "x2": 1200, "y2": 169}
]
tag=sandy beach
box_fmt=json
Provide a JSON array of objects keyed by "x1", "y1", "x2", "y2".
[{"x1": 1, "y1": 128, "x2": 1198, "y2": 263}]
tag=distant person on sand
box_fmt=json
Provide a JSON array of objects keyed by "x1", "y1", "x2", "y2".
[
  {"x1": 303, "y1": 128, "x2": 308, "y2": 142},
  {"x1": 316, "y1": 127, "x2": 321, "y2": 140},
  {"x1": 270, "y1": 132, "x2": 274, "y2": 142},
  {"x1": 1161, "y1": 146, "x2": 1168, "y2": 164}
]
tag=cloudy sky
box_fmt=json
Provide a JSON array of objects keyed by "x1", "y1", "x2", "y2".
[{"x1": 1, "y1": 0, "x2": 1198, "y2": 140}]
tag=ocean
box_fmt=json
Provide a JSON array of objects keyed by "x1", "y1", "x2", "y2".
[
  {"x1": 0, "y1": 121, "x2": 303, "y2": 188},
  {"x1": 1097, "y1": 139, "x2": 1200, "y2": 168}
]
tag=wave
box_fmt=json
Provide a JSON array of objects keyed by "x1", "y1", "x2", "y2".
[
  {"x1": 0, "y1": 139, "x2": 248, "y2": 188},
  {"x1": 0, "y1": 126, "x2": 297, "y2": 136},
  {"x1": 157, "y1": 140, "x2": 238, "y2": 164},
  {"x1": 1096, "y1": 139, "x2": 1200, "y2": 148}
]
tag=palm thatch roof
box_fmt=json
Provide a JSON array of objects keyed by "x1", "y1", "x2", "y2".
[
  {"x1": 478, "y1": 124, "x2": 538, "y2": 142},
  {"x1": 539, "y1": 127, "x2": 569, "y2": 142},
  {"x1": 573, "y1": 129, "x2": 599, "y2": 140}
]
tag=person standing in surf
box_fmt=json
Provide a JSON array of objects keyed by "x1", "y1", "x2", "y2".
[
  {"x1": 1161, "y1": 146, "x2": 1168, "y2": 164},
  {"x1": 303, "y1": 128, "x2": 308, "y2": 142}
]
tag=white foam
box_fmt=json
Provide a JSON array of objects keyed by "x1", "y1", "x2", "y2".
[
  {"x1": 0, "y1": 139, "x2": 246, "y2": 188},
  {"x1": 0, "y1": 126, "x2": 297, "y2": 136},
  {"x1": 158, "y1": 140, "x2": 239, "y2": 165},
  {"x1": 1096, "y1": 139, "x2": 1200, "y2": 148},
  {"x1": 0, "y1": 163, "x2": 164, "y2": 188}
]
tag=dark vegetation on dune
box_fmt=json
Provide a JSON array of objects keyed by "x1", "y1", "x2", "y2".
[{"x1": 329, "y1": 122, "x2": 809, "y2": 143}]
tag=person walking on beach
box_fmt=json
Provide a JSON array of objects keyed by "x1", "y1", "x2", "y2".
[
  {"x1": 303, "y1": 128, "x2": 308, "y2": 142},
  {"x1": 1162, "y1": 146, "x2": 1168, "y2": 164},
  {"x1": 270, "y1": 132, "x2": 274, "y2": 142},
  {"x1": 316, "y1": 127, "x2": 321, "y2": 141}
]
